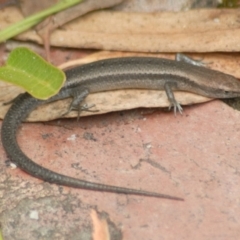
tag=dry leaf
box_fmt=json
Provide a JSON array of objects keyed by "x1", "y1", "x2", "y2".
[
  {"x1": 35, "y1": 0, "x2": 123, "y2": 59},
  {"x1": 0, "y1": 8, "x2": 239, "y2": 52},
  {"x1": 91, "y1": 210, "x2": 110, "y2": 240},
  {"x1": 19, "y1": 0, "x2": 59, "y2": 16}
]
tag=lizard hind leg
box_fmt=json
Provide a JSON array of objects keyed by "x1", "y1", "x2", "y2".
[
  {"x1": 164, "y1": 82, "x2": 183, "y2": 115},
  {"x1": 62, "y1": 88, "x2": 90, "y2": 118}
]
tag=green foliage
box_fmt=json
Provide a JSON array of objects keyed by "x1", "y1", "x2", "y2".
[
  {"x1": 0, "y1": 0, "x2": 83, "y2": 42},
  {"x1": 218, "y1": 0, "x2": 239, "y2": 8},
  {"x1": 0, "y1": 47, "x2": 65, "y2": 99}
]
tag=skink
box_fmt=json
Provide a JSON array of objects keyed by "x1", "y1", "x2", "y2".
[{"x1": 2, "y1": 54, "x2": 240, "y2": 200}]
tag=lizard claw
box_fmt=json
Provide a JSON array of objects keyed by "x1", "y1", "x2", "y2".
[{"x1": 168, "y1": 101, "x2": 183, "y2": 115}]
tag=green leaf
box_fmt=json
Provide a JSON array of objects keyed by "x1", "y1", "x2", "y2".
[
  {"x1": 0, "y1": 228, "x2": 3, "y2": 240},
  {"x1": 0, "y1": 47, "x2": 65, "y2": 99}
]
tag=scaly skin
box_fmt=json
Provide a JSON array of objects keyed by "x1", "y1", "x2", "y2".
[{"x1": 2, "y1": 56, "x2": 240, "y2": 200}]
